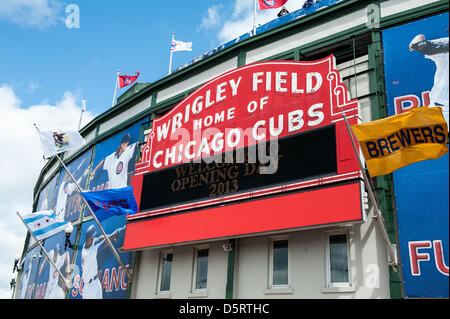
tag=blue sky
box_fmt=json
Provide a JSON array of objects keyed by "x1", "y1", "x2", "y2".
[
  {"x1": 1, "y1": 0, "x2": 231, "y2": 114},
  {"x1": 0, "y1": 0, "x2": 305, "y2": 299},
  {"x1": 0, "y1": 0, "x2": 303, "y2": 114}
]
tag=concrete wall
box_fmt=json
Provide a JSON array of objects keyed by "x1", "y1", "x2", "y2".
[
  {"x1": 234, "y1": 221, "x2": 391, "y2": 299},
  {"x1": 131, "y1": 240, "x2": 229, "y2": 299},
  {"x1": 132, "y1": 209, "x2": 391, "y2": 299}
]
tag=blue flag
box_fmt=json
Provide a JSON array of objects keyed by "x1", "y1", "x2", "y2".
[{"x1": 80, "y1": 187, "x2": 139, "y2": 222}]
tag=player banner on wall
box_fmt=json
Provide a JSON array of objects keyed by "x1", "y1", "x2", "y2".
[
  {"x1": 69, "y1": 218, "x2": 128, "y2": 299},
  {"x1": 36, "y1": 174, "x2": 59, "y2": 212},
  {"x1": 89, "y1": 124, "x2": 142, "y2": 192},
  {"x1": 53, "y1": 149, "x2": 93, "y2": 222},
  {"x1": 383, "y1": 12, "x2": 449, "y2": 298},
  {"x1": 32, "y1": 231, "x2": 77, "y2": 299},
  {"x1": 15, "y1": 246, "x2": 41, "y2": 299},
  {"x1": 67, "y1": 120, "x2": 145, "y2": 299}
]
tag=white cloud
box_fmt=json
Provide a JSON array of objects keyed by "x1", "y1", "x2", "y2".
[
  {"x1": 215, "y1": 0, "x2": 302, "y2": 43},
  {"x1": 199, "y1": 4, "x2": 223, "y2": 31},
  {"x1": 27, "y1": 81, "x2": 42, "y2": 94},
  {"x1": 0, "y1": 0, "x2": 64, "y2": 28},
  {"x1": 0, "y1": 85, "x2": 95, "y2": 299}
]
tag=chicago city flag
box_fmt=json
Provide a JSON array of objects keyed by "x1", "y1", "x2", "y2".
[
  {"x1": 258, "y1": 0, "x2": 288, "y2": 10},
  {"x1": 171, "y1": 40, "x2": 192, "y2": 52},
  {"x1": 351, "y1": 106, "x2": 448, "y2": 177},
  {"x1": 38, "y1": 129, "x2": 86, "y2": 159},
  {"x1": 22, "y1": 211, "x2": 70, "y2": 241},
  {"x1": 80, "y1": 186, "x2": 139, "y2": 222}
]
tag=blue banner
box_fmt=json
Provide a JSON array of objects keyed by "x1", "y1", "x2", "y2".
[{"x1": 383, "y1": 12, "x2": 449, "y2": 298}]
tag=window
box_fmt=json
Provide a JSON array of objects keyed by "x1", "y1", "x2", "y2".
[
  {"x1": 193, "y1": 248, "x2": 209, "y2": 291},
  {"x1": 327, "y1": 233, "x2": 350, "y2": 287},
  {"x1": 157, "y1": 251, "x2": 173, "y2": 293},
  {"x1": 270, "y1": 238, "x2": 289, "y2": 288}
]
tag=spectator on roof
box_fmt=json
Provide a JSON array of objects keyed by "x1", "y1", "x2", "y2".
[
  {"x1": 277, "y1": 6, "x2": 290, "y2": 17},
  {"x1": 302, "y1": 0, "x2": 315, "y2": 9}
]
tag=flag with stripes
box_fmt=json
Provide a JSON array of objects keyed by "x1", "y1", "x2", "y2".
[
  {"x1": 22, "y1": 211, "x2": 70, "y2": 241},
  {"x1": 171, "y1": 40, "x2": 192, "y2": 52}
]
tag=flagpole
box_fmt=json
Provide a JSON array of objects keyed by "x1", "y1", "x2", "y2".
[
  {"x1": 342, "y1": 113, "x2": 398, "y2": 267},
  {"x1": 112, "y1": 70, "x2": 119, "y2": 107},
  {"x1": 78, "y1": 100, "x2": 86, "y2": 131},
  {"x1": 253, "y1": 0, "x2": 257, "y2": 36},
  {"x1": 33, "y1": 124, "x2": 132, "y2": 280},
  {"x1": 53, "y1": 154, "x2": 133, "y2": 282},
  {"x1": 168, "y1": 32, "x2": 175, "y2": 75},
  {"x1": 16, "y1": 211, "x2": 71, "y2": 290}
]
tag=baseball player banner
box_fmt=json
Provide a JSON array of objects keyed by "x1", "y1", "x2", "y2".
[
  {"x1": 15, "y1": 246, "x2": 41, "y2": 299},
  {"x1": 351, "y1": 106, "x2": 448, "y2": 177},
  {"x1": 69, "y1": 216, "x2": 129, "y2": 299},
  {"x1": 383, "y1": 13, "x2": 449, "y2": 123},
  {"x1": 383, "y1": 12, "x2": 449, "y2": 298},
  {"x1": 88, "y1": 121, "x2": 144, "y2": 194},
  {"x1": 70, "y1": 121, "x2": 145, "y2": 298},
  {"x1": 80, "y1": 187, "x2": 139, "y2": 222},
  {"x1": 53, "y1": 149, "x2": 93, "y2": 222},
  {"x1": 33, "y1": 231, "x2": 77, "y2": 299},
  {"x1": 36, "y1": 174, "x2": 59, "y2": 212},
  {"x1": 38, "y1": 129, "x2": 86, "y2": 159},
  {"x1": 28, "y1": 173, "x2": 60, "y2": 248}
]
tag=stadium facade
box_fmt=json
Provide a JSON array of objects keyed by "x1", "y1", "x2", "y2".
[{"x1": 13, "y1": 0, "x2": 449, "y2": 299}]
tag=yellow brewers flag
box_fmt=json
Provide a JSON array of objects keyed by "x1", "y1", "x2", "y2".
[{"x1": 351, "y1": 106, "x2": 448, "y2": 177}]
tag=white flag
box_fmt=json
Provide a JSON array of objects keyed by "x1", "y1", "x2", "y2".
[
  {"x1": 38, "y1": 129, "x2": 86, "y2": 158},
  {"x1": 22, "y1": 211, "x2": 69, "y2": 241},
  {"x1": 171, "y1": 40, "x2": 192, "y2": 52}
]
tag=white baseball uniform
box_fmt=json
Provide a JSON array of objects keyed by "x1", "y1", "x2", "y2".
[
  {"x1": 54, "y1": 180, "x2": 77, "y2": 218},
  {"x1": 44, "y1": 250, "x2": 68, "y2": 299},
  {"x1": 102, "y1": 143, "x2": 137, "y2": 189},
  {"x1": 425, "y1": 38, "x2": 449, "y2": 124},
  {"x1": 81, "y1": 239, "x2": 104, "y2": 299},
  {"x1": 40, "y1": 197, "x2": 49, "y2": 211}
]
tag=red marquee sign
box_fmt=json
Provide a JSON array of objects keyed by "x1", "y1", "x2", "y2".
[
  {"x1": 130, "y1": 55, "x2": 361, "y2": 219},
  {"x1": 137, "y1": 56, "x2": 358, "y2": 173}
]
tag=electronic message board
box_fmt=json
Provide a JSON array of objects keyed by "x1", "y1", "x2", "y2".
[{"x1": 139, "y1": 124, "x2": 337, "y2": 212}]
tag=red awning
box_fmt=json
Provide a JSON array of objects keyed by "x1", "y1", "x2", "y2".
[{"x1": 123, "y1": 181, "x2": 363, "y2": 251}]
